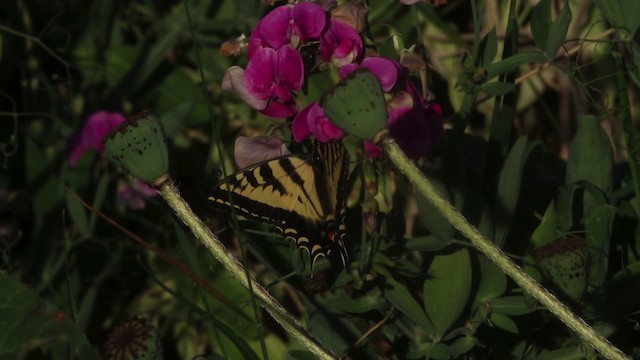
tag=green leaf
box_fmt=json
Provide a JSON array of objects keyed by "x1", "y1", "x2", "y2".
[
  {"x1": 476, "y1": 81, "x2": 516, "y2": 96},
  {"x1": 416, "y1": 174, "x2": 457, "y2": 243},
  {"x1": 480, "y1": 27, "x2": 498, "y2": 66},
  {"x1": 423, "y1": 249, "x2": 472, "y2": 338},
  {"x1": 405, "y1": 235, "x2": 450, "y2": 252},
  {"x1": 0, "y1": 274, "x2": 97, "y2": 358},
  {"x1": 566, "y1": 115, "x2": 613, "y2": 191},
  {"x1": 448, "y1": 336, "x2": 477, "y2": 358},
  {"x1": 530, "y1": 200, "x2": 558, "y2": 248},
  {"x1": 545, "y1": 2, "x2": 572, "y2": 56},
  {"x1": 494, "y1": 136, "x2": 541, "y2": 247},
  {"x1": 65, "y1": 191, "x2": 90, "y2": 237},
  {"x1": 377, "y1": 266, "x2": 434, "y2": 333},
  {"x1": 485, "y1": 51, "x2": 548, "y2": 79},
  {"x1": 592, "y1": 0, "x2": 640, "y2": 39},
  {"x1": 405, "y1": 341, "x2": 451, "y2": 359},
  {"x1": 489, "y1": 296, "x2": 535, "y2": 316},
  {"x1": 585, "y1": 205, "x2": 617, "y2": 289},
  {"x1": 531, "y1": 0, "x2": 552, "y2": 53},
  {"x1": 489, "y1": 313, "x2": 518, "y2": 333},
  {"x1": 556, "y1": 183, "x2": 579, "y2": 232},
  {"x1": 475, "y1": 257, "x2": 507, "y2": 302},
  {"x1": 315, "y1": 288, "x2": 385, "y2": 314}
]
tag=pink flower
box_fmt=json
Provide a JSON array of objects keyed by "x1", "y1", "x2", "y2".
[
  {"x1": 67, "y1": 111, "x2": 125, "y2": 165},
  {"x1": 222, "y1": 46, "x2": 303, "y2": 118},
  {"x1": 292, "y1": 102, "x2": 344, "y2": 143},
  {"x1": 248, "y1": 2, "x2": 327, "y2": 58},
  {"x1": 117, "y1": 179, "x2": 158, "y2": 210},
  {"x1": 320, "y1": 18, "x2": 363, "y2": 67},
  {"x1": 233, "y1": 136, "x2": 290, "y2": 168}
]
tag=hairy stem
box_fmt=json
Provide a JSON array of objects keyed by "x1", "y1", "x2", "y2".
[
  {"x1": 157, "y1": 180, "x2": 336, "y2": 360},
  {"x1": 380, "y1": 136, "x2": 629, "y2": 360}
]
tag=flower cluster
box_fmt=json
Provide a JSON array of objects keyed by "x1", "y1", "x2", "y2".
[
  {"x1": 223, "y1": 2, "x2": 362, "y2": 118},
  {"x1": 223, "y1": 1, "x2": 443, "y2": 160}
]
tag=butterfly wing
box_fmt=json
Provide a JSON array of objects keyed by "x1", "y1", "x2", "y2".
[{"x1": 209, "y1": 141, "x2": 349, "y2": 267}]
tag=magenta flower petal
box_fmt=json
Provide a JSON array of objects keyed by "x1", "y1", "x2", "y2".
[
  {"x1": 361, "y1": 57, "x2": 401, "y2": 91},
  {"x1": 249, "y1": 2, "x2": 326, "y2": 56},
  {"x1": 292, "y1": 106, "x2": 313, "y2": 142},
  {"x1": 261, "y1": 100, "x2": 297, "y2": 118},
  {"x1": 234, "y1": 136, "x2": 291, "y2": 168},
  {"x1": 84, "y1": 111, "x2": 125, "y2": 152},
  {"x1": 275, "y1": 46, "x2": 304, "y2": 92},
  {"x1": 221, "y1": 66, "x2": 268, "y2": 111},
  {"x1": 245, "y1": 48, "x2": 277, "y2": 99},
  {"x1": 67, "y1": 111, "x2": 125, "y2": 165},
  {"x1": 293, "y1": 2, "x2": 327, "y2": 41},
  {"x1": 364, "y1": 140, "x2": 383, "y2": 158},
  {"x1": 320, "y1": 19, "x2": 362, "y2": 67},
  {"x1": 293, "y1": 102, "x2": 344, "y2": 142},
  {"x1": 259, "y1": 5, "x2": 293, "y2": 50},
  {"x1": 339, "y1": 57, "x2": 400, "y2": 92}
]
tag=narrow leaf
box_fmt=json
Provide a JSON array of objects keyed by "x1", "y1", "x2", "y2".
[
  {"x1": 545, "y1": 2, "x2": 572, "y2": 56},
  {"x1": 531, "y1": 0, "x2": 552, "y2": 52}
]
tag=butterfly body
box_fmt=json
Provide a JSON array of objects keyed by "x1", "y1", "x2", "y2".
[{"x1": 209, "y1": 141, "x2": 349, "y2": 267}]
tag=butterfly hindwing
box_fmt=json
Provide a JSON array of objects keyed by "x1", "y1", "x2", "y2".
[{"x1": 209, "y1": 141, "x2": 349, "y2": 267}]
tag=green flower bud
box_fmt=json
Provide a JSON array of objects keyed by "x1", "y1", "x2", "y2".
[
  {"x1": 104, "y1": 110, "x2": 169, "y2": 186},
  {"x1": 534, "y1": 236, "x2": 590, "y2": 301},
  {"x1": 321, "y1": 69, "x2": 388, "y2": 141}
]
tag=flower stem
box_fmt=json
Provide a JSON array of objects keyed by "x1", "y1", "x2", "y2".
[
  {"x1": 157, "y1": 180, "x2": 336, "y2": 360},
  {"x1": 380, "y1": 136, "x2": 629, "y2": 360}
]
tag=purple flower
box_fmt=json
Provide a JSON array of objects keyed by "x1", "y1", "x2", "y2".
[
  {"x1": 222, "y1": 46, "x2": 304, "y2": 118},
  {"x1": 320, "y1": 19, "x2": 363, "y2": 67},
  {"x1": 68, "y1": 111, "x2": 125, "y2": 165},
  {"x1": 248, "y1": 2, "x2": 327, "y2": 58},
  {"x1": 233, "y1": 136, "x2": 290, "y2": 168},
  {"x1": 292, "y1": 102, "x2": 344, "y2": 143},
  {"x1": 117, "y1": 179, "x2": 158, "y2": 210}
]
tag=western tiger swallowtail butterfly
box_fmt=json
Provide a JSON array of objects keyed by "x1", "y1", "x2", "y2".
[{"x1": 208, "y1": 141, "x2": 349, "y2": 268}]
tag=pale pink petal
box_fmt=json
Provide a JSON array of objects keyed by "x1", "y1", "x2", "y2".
[
  {"x1": 234, "y1": 136, "x2": 291, "y2": 168},
  {"x1": 222, "y1": 66, "x2": 268, "y2": 110}
]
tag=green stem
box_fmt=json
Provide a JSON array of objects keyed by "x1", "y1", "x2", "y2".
[
  {"x1": 157, "y1": 180, "x2": 336, "y2": 360},
  {"x1": 380, "y1": 136, "x2": 629, "y2": 360}
]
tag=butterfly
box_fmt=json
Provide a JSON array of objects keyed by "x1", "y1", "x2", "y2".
[{"x1": 208, "y1": 140, "x2": 350, "y2": 268}]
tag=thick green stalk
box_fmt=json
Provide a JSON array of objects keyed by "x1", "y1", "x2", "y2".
[
  {"x1": 380, "y1": 136, "x2": 629, "y2": 360},
  {"x1": 157, "y1": 180, "x2": 336, "y2": 360}
]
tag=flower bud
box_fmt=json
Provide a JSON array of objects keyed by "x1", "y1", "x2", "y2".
[
  {"x1": 104, "y1": 110, "x2": 169, "y2": 187},
  {"x1": 534, "y1": 236, "x2": 590, "y2": 301},
  {"x1": 321, "y1": 69, "x2": 388, "y2": 141}
]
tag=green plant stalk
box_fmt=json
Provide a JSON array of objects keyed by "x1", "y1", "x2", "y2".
[
  {"x1": 614, "y1": 52, "x2": 640, "y2": 214},
  {"x1": 157, "y1": 180, "x2": 336, "y2": 360},
  {"x1": 380, "y1": 136, "x2": 629, "y2": 360}
]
